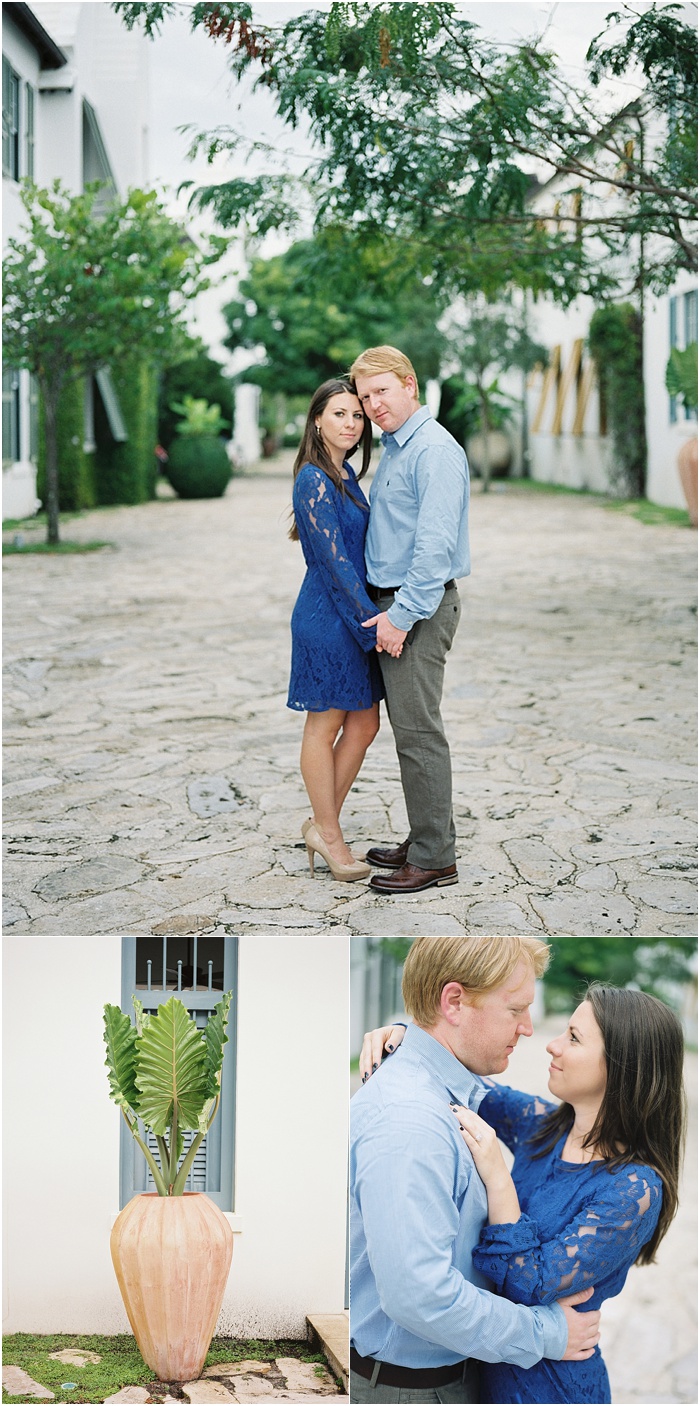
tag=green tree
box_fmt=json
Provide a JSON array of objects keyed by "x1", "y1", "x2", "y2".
[
  {"x1": 443, "y1": 303, "x2": 546, "y2": 489},
  {"x1": 543, "y1": 936, "x2": 697, "y2": 1010},
  {"x1": 589, "y1": 302, "x2": 647, "y2": 496},
  {"x1": 116, "y1": 3, "x2": 697, "y2": 302},
  {"x1": 223, "y1": 234, "x2": 448, "y2": 398},
  {"x1": 2, "y1": 182, "x2": 209, "y2": 543}
]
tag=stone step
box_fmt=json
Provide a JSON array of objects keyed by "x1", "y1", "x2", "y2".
[{"x1": 306, "y1": 1312, "x2": 349, "y2": 1391}]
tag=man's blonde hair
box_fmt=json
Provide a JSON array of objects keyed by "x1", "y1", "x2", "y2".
[
  {"x1": 349, "y1": 345, "x2": 420, "y2": 398},
  {"x1": 402, "y1": 937, "x2": 551, "y2": 1027}
]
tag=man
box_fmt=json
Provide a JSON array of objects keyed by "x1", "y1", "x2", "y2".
[
  {"x1": 350, "y1": 936, "x2": 601, "y2": 1404},
  {"x1": 350, "y1": 346, "x2": 468, "y2": 895}
]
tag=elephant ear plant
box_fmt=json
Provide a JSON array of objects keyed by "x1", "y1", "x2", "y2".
[{"x1": 103, "y1": 992, "x2": 232, "y2": 1196}]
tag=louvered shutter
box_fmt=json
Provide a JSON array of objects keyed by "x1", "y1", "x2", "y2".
[{"x1": 119, "y1": 936, "x2": 237, "y2": 1210}]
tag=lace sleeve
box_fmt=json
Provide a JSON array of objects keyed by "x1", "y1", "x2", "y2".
[
  {"x1": 479, "y1": 1084, "x2": 556, "y2": 1153},
  {"x1": 472, "y1": 1166, "x2": 663, "y2": 1305},
  {"x1": 294, "y1": 467, "x2": 377, "y2": 652}
]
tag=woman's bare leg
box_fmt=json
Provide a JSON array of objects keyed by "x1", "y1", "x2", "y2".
[
  {"x1": 333, "y1": 704, "x2": 380, "y2": 816},
  {"x1": 300, "y1": 708, "x2": 356, "y2": 865}
]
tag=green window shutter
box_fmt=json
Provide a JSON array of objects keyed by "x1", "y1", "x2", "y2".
[
  {"x1": 2, "y1": 56, "x2": 17, "y2": 178},
  {"x1": 25, "y1": 81, "x2": 34, "y2": 179},
  {"x1": 119, "y1": 935, "x2": 237, "y2": 1210}
]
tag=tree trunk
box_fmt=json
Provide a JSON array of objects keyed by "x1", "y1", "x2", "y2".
[
  {"x1": 41, "y1": 379, "x2": 61, "y2": 545},
  {"x1": 478, "y1": 387, "x2": 492, "y2": 493}
]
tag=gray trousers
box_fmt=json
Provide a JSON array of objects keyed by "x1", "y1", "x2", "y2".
[
  {"x1": 376, "y1": 587, "x2": 462, "y2": 869},
  {"x1": 349, "y1": 1360, "x2": 481, "y2": 1404}
]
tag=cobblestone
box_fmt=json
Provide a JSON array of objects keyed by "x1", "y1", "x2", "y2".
[{"x1": 3, "y1": 464, "x2": 696, "y2": 934}]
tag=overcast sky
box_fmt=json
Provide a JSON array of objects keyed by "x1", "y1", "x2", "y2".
[{"x1": 142, "y1": 1, "x2": 681, "y2": 366}]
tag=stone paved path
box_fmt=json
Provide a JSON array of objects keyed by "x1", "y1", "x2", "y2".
[{"x1": 3, "y1": 461, "x2": 696, "y2": 935}]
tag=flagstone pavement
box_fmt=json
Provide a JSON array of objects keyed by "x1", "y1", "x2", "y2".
[{"x1": 3, "y1": 459, "x2": 697, "y2": 936}]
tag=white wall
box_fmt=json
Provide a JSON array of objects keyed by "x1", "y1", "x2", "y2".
[
  {"x1": 33, "y1": 2, "x2": 150, "y2": 192},
  {"x1": 2, "y1": 936, "x2": 125, "y2": 1333},
  {"x1": 2, "y1": 934, "x2": 349, "y2": 1337},
  {"x1": 225, "y1": 935, "x2": 348, "y2": 1335}
]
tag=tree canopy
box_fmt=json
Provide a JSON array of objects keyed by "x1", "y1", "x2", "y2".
[
  {"x1": 224, "y1": 234, "x2": 449, "y2": 396},
  {"x1": 116, "y1": 2, "x2": 698, "y2": 302},
  {"x1": 3, "y1": 181, "x2": 211, "y2": 541}
]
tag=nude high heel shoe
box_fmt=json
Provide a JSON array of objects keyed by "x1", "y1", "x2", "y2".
[{"x1": 305, "y1": 823, "x2": 371, "y2": 882}]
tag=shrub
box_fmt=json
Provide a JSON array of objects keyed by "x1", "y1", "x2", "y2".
[{"x1": 165, "y1": 435, "x2": 232, "y2": 499}]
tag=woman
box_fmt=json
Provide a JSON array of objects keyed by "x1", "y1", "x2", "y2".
[
  {"x1": 360, "y1": 985, "x2": 686, "y2": 1404},
  {"x1": 288, "y1": 378, "x2": 399, "y2": 882}
]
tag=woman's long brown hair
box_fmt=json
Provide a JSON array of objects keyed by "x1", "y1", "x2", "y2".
[
  {"x1": 528, "y1": 984, "x2": 687, "y2": 1264},
  {"x1": 288, "y1": 378, "x2": 373, "y2": 541}
]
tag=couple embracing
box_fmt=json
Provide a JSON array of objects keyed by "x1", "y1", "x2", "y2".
[
  {"x1": 350, "y1": 936, "x2": 685, "y2": 1405},
  {"x1": 287, "y1": 346, "x2": 469, "y2": 894}
]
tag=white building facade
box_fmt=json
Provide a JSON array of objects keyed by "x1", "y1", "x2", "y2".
[
  {"x1": 3, "y1": 934, "x2": 348, "y2": 1336},
  {"x1": 522, "y1": 153, "x2": 697, "y2": 510}
]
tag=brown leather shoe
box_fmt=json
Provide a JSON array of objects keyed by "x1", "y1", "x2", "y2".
[
  {"x1": 365, "y1": 837, "x2": 411, "y2": 869},
  {"x1": 369, "y1": 862, "x2": 458, "y2": 894}
]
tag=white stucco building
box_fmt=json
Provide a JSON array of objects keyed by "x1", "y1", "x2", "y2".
[
  {"x1": 2, "y1": 1, "x2": 150, "y2": 519},
  {"x1": 519, "y1": 124, "x2": 697, "y2": 509},
  {"x1": 3, "y1": 934, "x2": 348, "y2": 1337}
]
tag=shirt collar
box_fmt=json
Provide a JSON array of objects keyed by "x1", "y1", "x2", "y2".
[
  {"x1": 381, "y1": 404, "x2": 432, "y2": 449},
  {"x1": 403, "y1": 1023, "x2": 488, "y2": 1111}
]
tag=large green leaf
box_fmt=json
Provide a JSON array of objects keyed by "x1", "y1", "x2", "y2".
[
  {"x1": 203, "y1": 990, "x2": 233, "y2": 1099},
  {"x1": 134, "y1": 996, "x2": 209, "y2": 1136},
  {"x1": 103, "y1": 1004, "x2": 139, "y2": 1112}
]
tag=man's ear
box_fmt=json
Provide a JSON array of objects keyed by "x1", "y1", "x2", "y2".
[
  {"x1": 440, "y1": 981, "x2": 465, "y2": 1026},
  {"x1": 405, "y1": 374, "x2": 418, "y2": 400}
]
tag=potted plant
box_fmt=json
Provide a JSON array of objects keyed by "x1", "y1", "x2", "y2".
[
  {"x1": 104, "y1": 991, "x2": 234, "y2": 1382},
  {"x1": 666, "y1": 343, "x2": 698, "y2": 528},
  {"x1": 165, "y1": 395, "x2": 232, "y2": 498}
]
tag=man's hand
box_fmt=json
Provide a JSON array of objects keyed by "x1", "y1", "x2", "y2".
[
  {"x1": 362, "y1": 611, "x2": 407, "y2": 657},
  {"x1": 558, "y1": 1287, "x2": 601, "y2": 1360}
]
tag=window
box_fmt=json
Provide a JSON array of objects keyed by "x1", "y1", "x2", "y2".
[
  {"x1": 669, "y1": 290, "x2": 699, "y2": 423},
  {"x1": 2, "y1": 58, "x2": 36, "y2": 181},
  {"x1": 2, "y1": 57, "x2": 19, "y2": 179},
  {"x1": 2, "y1": 367, "x2": 20, "y2": 464},
  {"x1": 119, "y1": 936, "x2": 237, "y2": 1210}
]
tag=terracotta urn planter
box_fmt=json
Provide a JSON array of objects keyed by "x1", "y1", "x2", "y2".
[
  {"x1": 677, "y1": 435, "x2": 698, "y2": 528},
  {"x1": 111, "y1": 1192, "x2": 233, "y2": 1381}
]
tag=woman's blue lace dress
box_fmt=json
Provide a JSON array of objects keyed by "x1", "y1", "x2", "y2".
[
  {"x1": 288, "y1": 462, "x2": 383, "y2": 712},
  {"x1": 475, "y1": 1085, "x2": 663, "y2": 1405}
]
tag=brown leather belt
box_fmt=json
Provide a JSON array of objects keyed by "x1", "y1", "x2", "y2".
[
  {"x1": 367, "y1": 580, "x2": 456, "y2": 602},
  {"x1": 350, "y1": 1346, "x2": 467, "y2": 1388}
]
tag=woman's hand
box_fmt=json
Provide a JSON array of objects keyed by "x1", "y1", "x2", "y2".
[
  {"x1": 450, "y1": 1105, "x2": 510, "y2": 1187},
  {"x1": 359, "y1": 1023, "x2": 407, "y2": 1082},
  {"x1": 450, "y1": 1104, "x2": 521, "y2": 1225}
]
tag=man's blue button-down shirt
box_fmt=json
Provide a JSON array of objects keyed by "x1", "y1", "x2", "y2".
[
  {"x1": 364, "y1": 406, "x2": 470, "y2": 631},
  {"x1": 350, "y1": 1024, "x2": 568, "y2": 1369}
]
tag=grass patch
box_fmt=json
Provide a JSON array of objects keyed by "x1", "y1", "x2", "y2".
[
  {"x1": 2, "y1": 1333, "x2": 155, "y2": 1404},
  {"x1": 2, "y1": 512, "x2": 84, "y2": 529},
  {"x1": 2, "y1": 1334, "x2": 332, "y2": 1404},
  {"x1": 3, "y1": 541, "x2": 113, "y2": 555},
  {"x1": 502, "y1": 477, "x2": 600, "y2": 497},
  {"x1": 605, "y1": 499, "x2": 691, "y2": 527}
]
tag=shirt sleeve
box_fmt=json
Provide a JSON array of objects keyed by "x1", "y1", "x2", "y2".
[
  {"x1": 388, "y1": 445, "x2": 468, "y2": 630},
  {"x1": 479, "y1": 1084, "x2": 557, "y2": 1154},
  {"x1": 353, "y1": 1100, "x2": 568, "y2": 1366},
  {"x1": 294, "y1": 466, "x2": 378, "y2": 651},
  {"x1": 472, "y1": 1166, "x2": 663, "y2": 1305}
]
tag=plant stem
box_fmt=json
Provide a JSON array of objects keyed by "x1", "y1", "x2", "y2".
[
  {"x1": 156, "y1": 1135, "x2": 170, "y2": 1182},
  {"x1": 171, "y1": 1094, "x2": 220, "y2": 1196},
  {"x1": 169, "y1": 1107, "x2": 179, "y2": 1190},
  {"x1": 120, "y1": 1108, "x2": 168, "y2": 1196}
]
